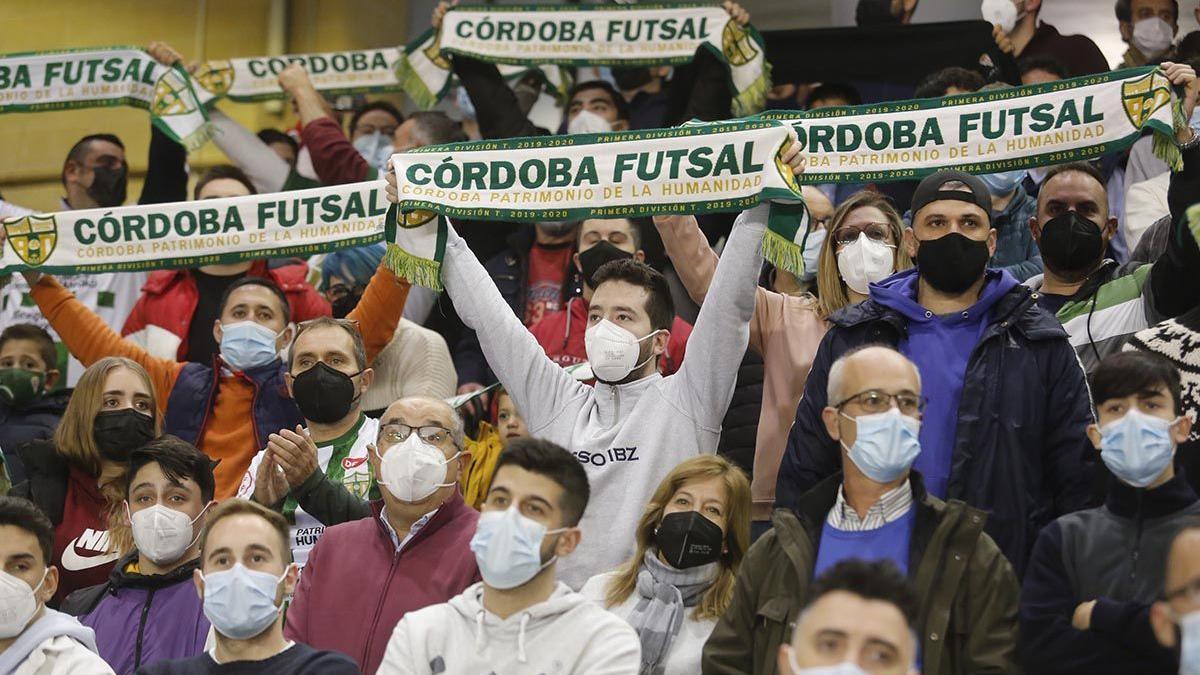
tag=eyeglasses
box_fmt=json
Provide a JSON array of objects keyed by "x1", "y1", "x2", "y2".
[
  {"x1": 323, "y1": 284, "x2": 360, "y2": 302},
  {"x1": 379, "y1": 423, "x2": 453, "y2": 446},
  {"x1": 832, "y1": 223, "x2": 892, "y2": 246},
  {"x1": 834, "y1": 389, "x2": 924, "y2": 416}
]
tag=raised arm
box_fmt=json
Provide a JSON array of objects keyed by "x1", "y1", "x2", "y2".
[
  {"x1": 346, "y1": 263, "x2": 411, "y2": 365},
  {"x1": 278, "y1": 64, "x2": 374, "y2": 186},
  {"x1": 208, "y1": 109, "x2": 292, "y2": 193}
]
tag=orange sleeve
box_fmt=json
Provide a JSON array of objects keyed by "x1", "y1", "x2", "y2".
[
  {"x1": 30, "y1": 276, "x2": 183, "y2": 411},
  {"x1": 346, "y1": 264, "x2": 410, "y2": 365}
]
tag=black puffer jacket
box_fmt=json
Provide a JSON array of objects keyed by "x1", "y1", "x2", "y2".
[
  {"x1": 0, "y1": 390, "x2": 69, "y2": 484},
  {"x1": 717, "y1": 348, "x2": 763, "y2": 478}
]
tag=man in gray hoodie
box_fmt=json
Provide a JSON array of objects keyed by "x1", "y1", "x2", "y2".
[{"x1": 0, "y1": 495, "x2": 114, "y2": 674}]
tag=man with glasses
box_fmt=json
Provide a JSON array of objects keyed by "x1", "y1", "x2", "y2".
[
  {"x1": 705, "y1": 345, "x2": 1020, "y2": 674},
  {"x1": 283, "y1": 396, "x2": 480, "y2": 675},
  {"x1": 777, "y1": 170, "x2": 1096, "y2": 578},
  {"x1": 1152, "y1": 525, "x2": 1200, "y2": 673}
]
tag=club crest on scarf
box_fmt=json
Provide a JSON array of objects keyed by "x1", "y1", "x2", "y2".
[
  {"x1": 1122, "y1": 70, "x2": 1172, "y2": 128},
  {"x1": 152, "y1": 68, "x2": 198, "y2": 117},
  {"x1": 3, "y1": 215, "x2": 57, "y2": 267},
  {"x1": 193, "y1": 60, "x2": 235, "y2": 97},
  {"x1": 721, "y1": 20, "x2": 759, "y2": 67}
]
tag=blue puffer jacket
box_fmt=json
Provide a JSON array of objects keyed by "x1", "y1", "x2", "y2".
[
  {"x1": 775, "y1": 273, "x2": 1099, "y2": 577},
  {"x1": 0, "y1": 391, "x2": 68, "y2": 485},
  {"x1": 61, "y1": 553, "x2": 208, "y2": 675}
]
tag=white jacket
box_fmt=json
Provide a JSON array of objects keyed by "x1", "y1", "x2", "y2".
[
  {"x1": 379, "y1": 581, "x2": 640, "y2": 675},
  {"x1": 0, "y1": 608, "x2": 113, "y2": 675},
  {"x1": 580, "y1": 571, "x2": 717, "y2": 675},
  {"x1": 442, "y1": 206, "x2": 765, "y2": 588}
]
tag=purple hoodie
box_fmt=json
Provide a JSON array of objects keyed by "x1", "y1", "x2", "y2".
[
  {"x1": 868, "y1": 267, "x2": 1019, "y2": 498},
  {"x1": 62, "y1": 553, "x2": 208, "y2": 675}
]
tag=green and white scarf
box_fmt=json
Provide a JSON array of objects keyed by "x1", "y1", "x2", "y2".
[
  {"x1": 398, "y1": 3, "x2": 770, "y2": 115},
  {"x1": 0, "y1": 181, "x2": 387, "y2": 275},
  {"x1": 189, "y1": 47, "x2": 569, "y2": 105},
  {"x1": 386, "y1": 119, "x2": 804, "y2": 288},
  {"x1": 0, "y1": 46, "x2": 212, "y2": 149},
  {"x1": 756, "y1": 66, "x2": 1185, "y2": 180}
]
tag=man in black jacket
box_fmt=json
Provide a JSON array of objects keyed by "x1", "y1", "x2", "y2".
[
  {"x1": 776, "y1": 170, "x2": 1096, "y2": 577},
  {"x1": 1019, "y1": 351, "x2": 1199, "y2": 674}
]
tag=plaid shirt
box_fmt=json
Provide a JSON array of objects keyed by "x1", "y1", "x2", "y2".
[{"x1": 825, "y1": 480, "x2": 914, "y2": 532}]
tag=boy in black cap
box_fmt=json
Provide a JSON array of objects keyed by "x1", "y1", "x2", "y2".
[{"x1": 775, "y1": 170, "x2": 1097, "y2": 577}]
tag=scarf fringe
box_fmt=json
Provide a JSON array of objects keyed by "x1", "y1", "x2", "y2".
[
  {"x1": 732, "y1": 61, "x2": 772, "y2": 117},
  {"x1": 384, "y1": 242, "x2": 443, "y2": 291},
  {"x1": 761, "y1": 227, "x2": 806, "y2": 278},
  {"x1": 395, "y1": 59, "x2": 439, "y2": 110},
  {"x1": 178, "y1": 121, "x2": 216, "y2": 153},
  {"x1": 1152, "y1": 95, "x2": 1187, "y2": 172}
]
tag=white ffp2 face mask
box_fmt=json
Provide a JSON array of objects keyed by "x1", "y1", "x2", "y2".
[
  {"x1": 584, "y1": 319, "x2": 660, "y2": 383},
  {"x1": 568, "y1": 109, "x2": 613, "y2": 135},
  {"x1": 1132, "y1": 16, "x2": 1174, "y2": 59},
  {"x1": 981, "y1": 0, "x2": 1022, "y2": 34},
  {"x1": 129, "y1": 502, "x2": 208, "y2": 565},
  {"x1": 0, "y1": 568, "x2": 47, "y2": 639},
  {"x1": 376, "y1": 434, "x2": 459, "y2": 503},
  {"x1": 836, "y1": 232, "x2": 896, "y2": 295}
]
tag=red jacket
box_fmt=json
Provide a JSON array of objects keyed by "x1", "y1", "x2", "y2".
[
  {"x1": 302, "y1": 116, "x2": 372, "y2": 186},
  {"x1": 528, "y1": 296, "x2": 693, "y2": 376},
  {"x1": 120, "y1": 260, "x2": 330, "y2": 361},
  {"x1": 285, "y1": 493, "x2": 480, "y2": 675}
]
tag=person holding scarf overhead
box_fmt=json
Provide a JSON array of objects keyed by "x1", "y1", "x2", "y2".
[{"x1": 581, "y1": 455, "x2": 750, "y2": 675}]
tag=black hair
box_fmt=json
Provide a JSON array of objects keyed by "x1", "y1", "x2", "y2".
[
  {"x1": 1090, "y1": 351, "x2": 1183, "y2": 415},
  {"x1": 256, "y1": 128, "x2": 298, "y2": 154},
  {"x1": 0, "y1": 496, "x2": 55, "y2": 566},
  {"x1": 61, "y1": 133, "x2": 125, "y2": 187},
  {"x1": 806, "y1": 559, "x2": 919, "y2": 630},
  {"x1": 217, "y1": 276, "x2": 291, "y2": 324},
  {"x1": 407, "y1": 111, "x2": 469, "y2": 146},
  {"x1": 568, "y1": 80, "x2": 632, "y2": 123},
  {"x1": 349, "y1": 100, "x2": 404, "y2": 135},
  {"x1": 126, "y1": 435, "x2": 218, "y2": 503},
  {"x1": 1039, "y1": 161, "x2": 1106, "y2": 200},
  {"x1": 492, "y1": 438, "x2": 590, "y2": 527},
  {"x1": 1018, "y1": 55, "x2": 1068, "y2": 80},
  {"x1": 804, "y1": 83, "x2": 863, "y2": 109},
  {"x1": 913, "y1": 66, "x2": 986, "y2": 99},
  {"x1": 193, "y1": 164, "x2": 257, "y2": 200},
  {"x1": 1115, "y1": 0, "x2": 1178, "y2": 23},
  {"x1": 591, "y1": 258, "x2": 675, "y2": 332},
  {"x1": 0, "y1": 323, "x2": 58, "y2": 372}
]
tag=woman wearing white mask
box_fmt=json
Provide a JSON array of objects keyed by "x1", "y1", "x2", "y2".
[
  {"x1": 655, "y1": 189, "x2": 912, "y2": 534},
  {"x1": 580, "y1": 455, "x2": 751, "y2": 675},
  {"x1": 59, "y1": 436, "x2": 215, "y2": 675}
]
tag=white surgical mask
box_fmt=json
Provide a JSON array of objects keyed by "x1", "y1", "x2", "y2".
[
  {"x1": 219, "y1": 321, "x2": 284, "y2": 372},
  {"x1": 786, "y1": 649, "x2": 871, "y2": 675},
  {"x1": 1132, "y1": 16, "x2": 1174, "y2": 59},
  {"x1": 129, "y1": 502, "x2": 208, "y2": 565},
  {"x1": 568, "y1": 109, "x2": 613, "y2": 135},
  {"x1": 470, "y1": 506, "x2": 566, "y2": 590},
  {"x1": 200, "y1": 563, "x2": 289, "y2": 640},
  {"x1": 353, "y1": 131, "x2": 395, "y2": 173},
  {"x1": 981, "y1": 0, "x2": 1022, "y2": 34},
  {"x1": 0, "y1": 568, "x2": 47, "y2": 639},
  {"x1": 800, "y1": 227, "x2": 827, "y2": 282},
  {"x1": 836, "y1": 232, "x2": 896, "y2": 295},
  {"x1": 1181, "y1": 610, "x2": 1200, "y2": 675},
  {"x1": 376, "y1": 434, "x2": 459, "y2": 503},
  {"x1": 840, "y1": 408, "x2": 922, "y2": 483},
  {"x1": 584, "y1": 319, "x2": 660, "y2": 383}
]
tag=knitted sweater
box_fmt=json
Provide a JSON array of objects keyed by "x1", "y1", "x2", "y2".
[{"x1": 361, "y1": 318, "x2": 457, "y2": 413}]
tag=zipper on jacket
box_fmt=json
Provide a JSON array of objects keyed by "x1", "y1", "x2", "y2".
[
  {"x1": 362, "y1": 548, "x2": 403, "y2": 665},
  {"x1": 1130, "y1": 491, "x2": 1146, "y2": 584},
  {"x1": 134, "y1": 588, "x2": 156, "y2": 668}
]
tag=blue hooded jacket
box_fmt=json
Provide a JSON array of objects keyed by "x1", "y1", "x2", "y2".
[{"x1": 775, "y1": 267, "x2": 1098, "y2": 576}]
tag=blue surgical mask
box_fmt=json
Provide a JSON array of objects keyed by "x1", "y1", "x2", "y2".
[
  {"x1": 800, "y1": 226, "x2": 827, "y2": 282},
  {"x1": 353, "y1": 131, "x2": 394, "y2": 173},
  {"x1": 219, "y1": 321, "x2": 283, "y2": 371},
  {"x1": 470, "y1": 506, "x2": 566, "y2": 590},
  {"x1": 200, "y1": 563, "x2": 288, "y2": 640},
  {"x1": 840, "y1": 408, "x2": 922, "y2": 483},
  {"x1": 1099, "y1": 409, "x2": 1178, "y2": 488},
  {"x1": 979, "y1": 169, "x2": 1027, "y2": 197}
]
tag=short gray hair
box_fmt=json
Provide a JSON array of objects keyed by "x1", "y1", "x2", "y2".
[
  {"x1": 827, "y1": 344, "x2": 922, "y2": 405},
  {"x1": 410, "y1": 111, "x2": 467, "y2": 147}
]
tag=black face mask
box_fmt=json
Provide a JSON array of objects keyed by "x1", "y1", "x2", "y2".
[
  {"x1": 93, "y1": 409, "x2": 155, "y2": 462},
  {"x1": 611, "y1": 67, "x2": 653, "y2": 91},
  {"x1": 331, "y1": 292, "x2": 363, "y2": 319},
  {"x1": 916, "y1": 232, "x2": 991, "y2": 295},
  {"x1": 578, "y1": 241, "x2": 634, "y2": 288},
  {"x1": 87, "y1": 165, "x2": 128, "y2": 208},
  {"x1": 1037, "y1": 212, "x2": 1104, "y2": 281},
  {"x1": 655, "y1": 511, "x2": 724, "y2": 569},
  {"x1": 291, "y1": 361, "x2": 361, "y2": 424}
]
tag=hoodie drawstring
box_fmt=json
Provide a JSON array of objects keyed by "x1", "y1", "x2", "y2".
[
  {"x1": 474, "y1": 609, "x2": 487, "y2": 652},
  {"x1": 517, "y1": 613, "x2": 531, "y2": 663}
]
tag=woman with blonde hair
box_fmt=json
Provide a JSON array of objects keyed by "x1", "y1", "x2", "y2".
[
  {"x1": 580, "y1": 455, "x2": 751, "y2": 675},
  {"x1": 11, "y1": 356, "x2": 160, "y2": 603},
  {"x1": 654, "y1": 188, "x2": 912, "y2": 531}
]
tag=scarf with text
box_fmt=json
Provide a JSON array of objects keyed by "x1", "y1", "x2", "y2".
[{"x1": 399, "y1": 3, "x2": 770, "y2": 115}]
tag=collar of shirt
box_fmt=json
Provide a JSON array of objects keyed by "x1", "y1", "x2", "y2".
[
  {"x1": 380, "y1": 506, "x2": 438, "y2": 551},
  {"x1": 826, "y1": 479, "x2": 913, "y2": 532}
]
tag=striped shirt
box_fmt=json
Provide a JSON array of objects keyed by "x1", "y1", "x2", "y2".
[{"x1": 826, "y1": 480, "x2": 914, "y2": 532}]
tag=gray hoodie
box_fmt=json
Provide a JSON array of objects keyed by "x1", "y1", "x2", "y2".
[
  {"x1": 0, "y1": 607, "x2": 111, "y2": 675},
  {"x1": 442, "y1": 205, "x2": 766, "y2": 588},
  {"x1": 379, "y1": 581, "x2": 639, "y2": 674}
]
